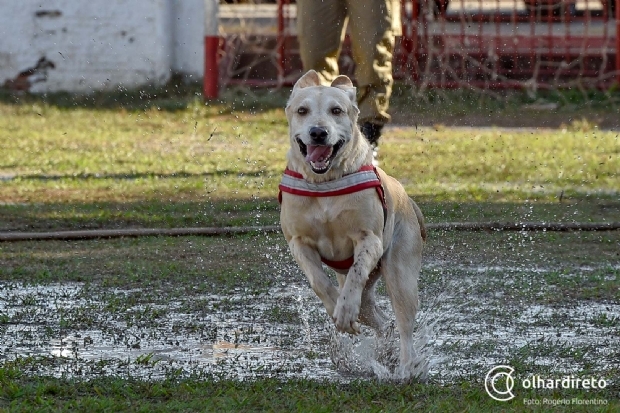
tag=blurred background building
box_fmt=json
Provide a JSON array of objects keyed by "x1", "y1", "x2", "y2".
[{"x1": 0, "y1": 0, "x2": 214, "y2": 92}]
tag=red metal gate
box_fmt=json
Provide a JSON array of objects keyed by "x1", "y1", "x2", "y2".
[
  {"x1": 206, "y1": 0, "x2": 620, "y2": 96},
  {"x1": 399, "y1": 0, "x2": 620, "y2": 89}
]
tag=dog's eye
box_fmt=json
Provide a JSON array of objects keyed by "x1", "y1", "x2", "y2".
[
  {"x1": 297, "y1": 107, "x2": 308, "y2": 115},
  {"x1": 331, "y1": 107, "x2": 343, "y2": 115}
]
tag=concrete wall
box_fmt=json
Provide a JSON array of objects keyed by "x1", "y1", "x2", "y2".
[{"x1": 0, "y1": 0, "x2": 212, "y2": 93}]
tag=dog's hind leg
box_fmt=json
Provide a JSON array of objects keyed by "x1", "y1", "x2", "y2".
[
  {"x1": 289, "y1": 237, "x2": 340, "y2": 317},
  {"x1": 381, "y1": 227, "x2": 422, "y2": 371}
]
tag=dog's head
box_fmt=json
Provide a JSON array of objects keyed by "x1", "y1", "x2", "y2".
[{"x1": 285, "y1": 70, "x2": 362, "y2": 176}]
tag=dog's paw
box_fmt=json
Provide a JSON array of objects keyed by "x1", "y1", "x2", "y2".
[{"x1": 333, "y1": 297, "x2": 361, "y2": 335}]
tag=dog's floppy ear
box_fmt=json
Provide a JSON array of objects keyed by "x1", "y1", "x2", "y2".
[
  {"x1": 331, "y1": 75, "x2": 357, "y2": 104},
  {"x1": 293, "y1": 70, "x2": 321, "y2": 91}
]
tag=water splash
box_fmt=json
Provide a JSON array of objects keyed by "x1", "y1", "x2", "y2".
[
  {"x1": 327, "y1": 323, "x2": 435, "y2": 381},
  {"x1": 1, "y1": 261, "x2": 617, "y2": 382}
]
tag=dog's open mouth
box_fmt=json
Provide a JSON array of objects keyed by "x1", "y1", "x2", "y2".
[{"x1": 297, "y1": 138, "x2": 345, "y2": 174}]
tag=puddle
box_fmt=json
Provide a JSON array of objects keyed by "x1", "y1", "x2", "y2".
[
  {"x1": 1, "y1": 263, "x2": 618, "y2": 382},
  {"x1": 0, "y1": 282, "x2": 338, "y2": 380}
]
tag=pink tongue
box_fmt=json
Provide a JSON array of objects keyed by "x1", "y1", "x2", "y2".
[{"x1": 305, "y1": 145, "x2": 333, "y2": 163}]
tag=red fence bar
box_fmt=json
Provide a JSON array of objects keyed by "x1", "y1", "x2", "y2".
[
  {"x1": 277, "y1": 0, "x2": 288, "y2": 80},
  {"x1": 617, "y1": 0, "x2": 620, "y2": 84},
  {"x1": 203, "y1": 1, "x2": 220, "y2": 99},
  {"x1": 203, "y1": 36, "x2": 219, "y2": 99}
]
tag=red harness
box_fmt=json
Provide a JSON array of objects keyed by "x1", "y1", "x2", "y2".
[{"x1": 278, "y1": 165, "x2": 387, "y2": 271}]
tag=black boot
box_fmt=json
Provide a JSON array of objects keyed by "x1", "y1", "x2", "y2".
[{"x1": 360, "y1": 122, "x2": 383, "y2": 147}]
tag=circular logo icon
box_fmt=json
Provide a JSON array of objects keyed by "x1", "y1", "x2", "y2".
[{"x1": 485, "y1": 365, "x2": 515, "y2": 401}]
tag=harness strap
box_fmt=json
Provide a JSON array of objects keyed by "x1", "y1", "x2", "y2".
[
  {"x1": 278, "y1": 165, "x2": 387, "y2": 270},
  {"x1": 320, "y1": 256, "x2": 355, "y2": 271}
]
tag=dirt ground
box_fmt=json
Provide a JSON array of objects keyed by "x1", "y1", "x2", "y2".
[{"x1": 392, "y1": 105, "x2": 620, "y2": 130}]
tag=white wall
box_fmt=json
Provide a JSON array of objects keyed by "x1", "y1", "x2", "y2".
[
  {"x1": 0, "y1": 0, "x2": 211, "y2": 93},
  {"x1": 171, "y1": 0, "x2": 207, "y2": 82}
]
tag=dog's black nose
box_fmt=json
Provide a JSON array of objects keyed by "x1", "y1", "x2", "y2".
[{"x1": 309, "y1": 126, "x2": 328, "y2": 143}]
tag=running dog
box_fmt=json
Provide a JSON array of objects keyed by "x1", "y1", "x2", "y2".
[{"x1": 279, "y1": 70, "x2": 426, "y2": 371}]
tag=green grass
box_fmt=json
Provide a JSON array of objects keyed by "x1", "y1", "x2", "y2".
[
  {"x1": 383, "y1": 126, "x2": 619, "y2": 201},
  {"x1": 0, "y1": 234, "x2": 279, "y2": 291},
  {"x1": 2, "y1": 98, "x2": 617, "y2": 198},
  {"x1": 1, "y1": 87, "x2": 618, "y2": 231},
  {"x1": 1, "y1": 371, "x2": 617, "y2": 412}
]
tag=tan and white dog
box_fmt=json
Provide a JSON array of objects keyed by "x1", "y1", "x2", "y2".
[{"x1": 279, "y1": 70, "x2": 426, "y2": 370}]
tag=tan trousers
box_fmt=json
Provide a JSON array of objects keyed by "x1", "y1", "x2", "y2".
[{"x1": 296, "y1": 0, "x2": 401, "y2": 125}]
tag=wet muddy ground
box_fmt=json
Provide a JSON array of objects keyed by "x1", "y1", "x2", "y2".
[{"x1": 1, "y1": 230, "x2": 618, "y2": 384}]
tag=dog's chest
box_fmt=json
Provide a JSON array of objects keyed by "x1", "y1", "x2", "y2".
[
  {"x1": 281, "y1": 192, "x2": 381, "y2": 238},
  {"x1": 292, "y1": 197, "x2": 349, "y2": 231},
  {"x1": 294, "y1": 197, "x2": 355, "y2": 257},
  {"x1": 309, "y1": 197, "x2": 347, "y2": 225}
]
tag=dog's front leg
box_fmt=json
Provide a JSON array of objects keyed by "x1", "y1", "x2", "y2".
[
  {"x1": 333, "y1": 231, "x2": 383, "y2": 334},
  {"x1": 289, "y1": 237, "x2": 340, "y2": 317}
]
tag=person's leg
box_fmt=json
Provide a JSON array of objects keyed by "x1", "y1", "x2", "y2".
[
  {"x1": 296, "y1": 0, "x2": 348, "y2": 85},
  {"x1": 346, "y1": 0, "x2": 398, "y2": 144}
]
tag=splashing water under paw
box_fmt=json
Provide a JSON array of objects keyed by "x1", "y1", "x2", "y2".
[{"x1": 328, "y1": 318, "x2": 435, "y2": 382}]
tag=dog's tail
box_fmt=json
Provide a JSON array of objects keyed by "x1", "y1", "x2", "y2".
[{"x1": 409, "y1": 198, "x2": 427, "y2": 242}]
